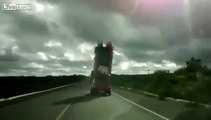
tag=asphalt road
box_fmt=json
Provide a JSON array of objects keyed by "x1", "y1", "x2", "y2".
[{"x1": 0, "y1": 81, "x2": 188, "y2": 120}]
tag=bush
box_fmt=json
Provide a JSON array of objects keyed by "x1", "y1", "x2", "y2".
[{"x1": 158, "y1": 89, "x2": 169, "y2": 101}]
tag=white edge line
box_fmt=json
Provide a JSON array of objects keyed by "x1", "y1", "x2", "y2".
[
  {"x1": 0, "y1": 98, "x2": 5, "y2": 102},
  {"x1": 1, "y1": 82, "x2": 78, "y2": 102},
  {"x1": 119, "y1": 87, "x2": 158, "y2": 97},
  {"x1": 113, "y1": 92, "x2": 169, "y2": 120},
  {"x1": 137, "y1": 90, "x2": 158, "y2": 97},
  {"x1": 56, "y1": 105, "x2": 71, "y2": 120}
]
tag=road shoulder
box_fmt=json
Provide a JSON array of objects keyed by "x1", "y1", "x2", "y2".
[{"x1": 112, "y1": 88, "x2": 189, "y2": 120}]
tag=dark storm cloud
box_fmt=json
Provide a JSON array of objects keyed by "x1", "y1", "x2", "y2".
[
  {"x1": 167, "y1": 47, "x2": 195, "y2": 65},
  {"x1": 159, "y1": 19, "x2": 191, "y2": 46},
  {"x1": 0, "y1": 62, "x2": 21, "y2": 73},
  {"x1": 6, "y1": 36, "x2": 50, "y2": 56},
  {"x1": 125, "y1": 51, "x2": 165, "y2": 63},
  {"x1": 191, "y1": 0, "x2": 211, "y2": 38},
  {"x1": 0, "y1": 48, "x2": 19, "y2": 62},
  {"x1": 198, "y1": 48, "x2": 211, "y2": 64},
  {"x1": 0, "y1": 51, "x2": 24, "y2": 74},
  {"x1": 5, "y1": 12, "x2": 50, "y2": 37},
  {"x1": 122, "y1": 39, "x2": 166, "y2": 51},
  {"x1": 58, "y1": 0, "x2": 191, "y2": 58},
  {"x1": 166, "y1": 46, "x2": 211, "y2": 66},
  {"x1": 58, "y1": 59, "x2": 92, "y2": 68},
  {"x1": 0, "y1": 0, "x2": 211, "y2": 76},
  {"x1": 38, "y1": 0, "x2": 115, "y2": 43},
  {"x1": 38, "y1": 0, "x2": 124, "y2": 13},
  {"x1": 63, "y1": 10, "x2": 109, "y2": 43},
  {"x1": 125, "y1": 51, "x2": 155, "y2": 62}
]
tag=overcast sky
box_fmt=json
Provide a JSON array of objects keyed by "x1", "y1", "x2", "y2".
[{"x1": 0, "y1": 0, "x2": 210, "y2": 76}]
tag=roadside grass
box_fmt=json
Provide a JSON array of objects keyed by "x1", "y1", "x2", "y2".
[
  {"x1": 111, "y1": 74, "x2": 211, "y2": 107},
  {"x1": 0, "y1": 75, "x2": 87, "y2": 99}
]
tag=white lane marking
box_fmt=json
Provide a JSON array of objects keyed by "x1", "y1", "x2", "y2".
[
  {"x1": 113, "y1": 92, "x2": 169, "y2": 120},
  {"x1": 0, "y1": 98, "x2": 5, "y2": 102},
  {"x1": 56, "y1": 105, "x2": 71, "y2": 120},
  {"x1": 0, "y1": 83, "x2": 78, "y2": 102}
]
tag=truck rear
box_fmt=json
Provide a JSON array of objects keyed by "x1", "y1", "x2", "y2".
[{"x1": 90, "y1": 42, "x2": 113, "y2": 96}]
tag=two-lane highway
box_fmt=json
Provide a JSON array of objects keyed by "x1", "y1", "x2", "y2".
[{"x1": 0, "y1": 81, "x2": 169, "y2": 120}]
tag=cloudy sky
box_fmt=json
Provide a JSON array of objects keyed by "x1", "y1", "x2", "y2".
[{"x1": 0, "y1": 0, "x2": 210, "y2": 76}]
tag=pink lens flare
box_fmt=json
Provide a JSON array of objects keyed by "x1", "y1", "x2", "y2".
[{"x1": 132, "y1": 0, "x2": 183, "y2": 13}]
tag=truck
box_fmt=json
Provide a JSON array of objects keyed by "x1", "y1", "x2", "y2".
[{"x1": 90, "y1": 42, "x2": 113, "y2": 96}]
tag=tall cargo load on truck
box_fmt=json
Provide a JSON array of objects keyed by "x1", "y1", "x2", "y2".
[
  {"x1": 90, "y1": 42, "x2": 113, "y2": 96},
  {"x1": 93, "y1": 43, "x2": 113, "y2": 74}
]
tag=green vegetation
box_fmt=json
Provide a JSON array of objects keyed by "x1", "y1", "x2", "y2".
[
  {"x1": 111, "y1": 57, "x2": 211, "y2": 104},
  {"x1": 0, "y1": 75, "x2": 87, "y2": 99}
]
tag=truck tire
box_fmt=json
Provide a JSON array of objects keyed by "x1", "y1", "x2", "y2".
[
  {"x1": 107, "y1": 90, "x2": 111, "y2": 96},
  {"x1": 90, "y1": 88, "x2": 97, "y2": 95}
]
